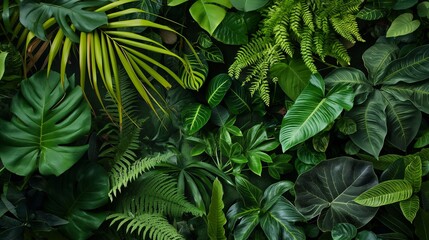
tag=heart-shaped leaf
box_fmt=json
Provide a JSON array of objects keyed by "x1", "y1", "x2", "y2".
[
  {"x1": 189, "y1": 0, "x2": 232, "y2": 35},
  {"x1": 280, "y1": 74, "x2": 354, "y2": 152},
  {"x1": 294, "y1": 157, "x2": 378, "y2": 231},
  {"x1": 0, "y1": 71, "x2": 91, "y2": 176},
  {"x1": 206, "y1": 74, "x2": 232, "y2": 108},
  {"x1": 386, "y1": 13, "x2": 420, "y2": 38},
  {"x1": 20, "y1": 0, "x2": 108, "y2": 43},
  {"x1": 347, "y1": 91, "x2": 387, "y2": 158},
  {"x1": 354, "y1": 179, "x2": 413, "y2": 207},
  {"x1": 182, "y1": 103, "x2": 211, "y2": 135}
]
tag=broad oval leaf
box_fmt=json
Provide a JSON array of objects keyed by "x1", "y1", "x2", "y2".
[
  {"x1": 354, "y1": 179, "x2": 413, "y2": 207},
  {"x1": 0, "y1": 52, "x2": 8, "y2": 80},
  {"x1": 271, "y1": 59, "x2": 312, "y2": 101},
  {"x1": 235, "y1": 176, "x2": 262, "y2": 207},
  {"x1": 189, "y1": 0, "x2": 231, "y2": 35},
  {"x1": 382, "y1": 92, "x2": 421, "y2": 151},
  {"x1": 294, "y1": 157, "x2": 378, "y2": 231},
  {"x1": 357, "y1": 6, "x2": 386, "y2": 20},
  {"x1": 182, "y1": 103, "x2": 211, "y2": 135},
  {"x1": 399, "y1": 195, "x2": 419, "y2": 223},
  {"x1": 0, "y1": 71, "x2": 91, "y2": 176},
  {"x1": 212, "y1": 12, "x2": 248, "y2": 45},
  {"x1": 386, "y1": 13, "x2": 420, "y2": 38},
  {"x1": 382, "y1": 44, "x2": 429, "y2": 85},
  {"x1": 331, "y1": 223, "x2": 357, "y2": 240},
  {"x1": 261, "y1": 181, "x2": 294, "y2": 211},
  {"x1": 393, "y1": 0, "x2": 418, "y2": 10},
  {"x1": 206, "y1": 74, "x2": 232, "y2": 108},
  {"x1": 20, "y1": 0, "x2": 108, "y2": 43},
  {"x1": 362, "y1": 43, "x2": 398, "y2": 83},
  {"x1": 415, "y1": 209, "x2": 429, "y2": 240},
  {"x1": 347, "y1": 91, "x2": 387, "y2": 158},
  {"x1": 280, "y1": 74, "x2": 354, "y2": 152},
  {"x1": 207, "y1": 178, "x2": 226, "y2": 240},
  {"x1": 230, "y1": 0, "x2": 269, "y2": 11},
  {"x1": 233, "y1": 212, "x2": 259, "y2": 240}
]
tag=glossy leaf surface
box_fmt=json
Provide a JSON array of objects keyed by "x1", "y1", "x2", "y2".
[
  {"x1": 355, "y1": 180, "x2": 413, "y2": 207},
  {"x1": 182, "y1": 103, "x2": 211, "y2": 135},
  {"x1": 206, "y1": 74, "x2": 232, "y2": 108}
]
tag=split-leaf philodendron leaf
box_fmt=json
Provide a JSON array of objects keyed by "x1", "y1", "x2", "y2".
[
  {"x1": 294, "y1": 157, "x2": 378, "y2": 231},
  {"x1": 0, "y1": 71, "x2": 91, "y2": 176}
]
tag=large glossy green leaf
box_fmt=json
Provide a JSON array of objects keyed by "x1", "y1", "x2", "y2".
[
  {"x1": 189, "y1": 0, "x2": 232, "y2": 35},
  {"x1": 230, "y1": 0, "x2": 269, "y2": 11},
  {"x1": 347, "y1": 91, "x2": 387, "y2": 158},
  {"x1": 393, "y1": 0, "x2": 418, "y2": 10},
  {"x1": 362, "y1": 43, "x2": 398, "y2": 83},
  {"x1": 0, "y1": 71, "x2": 91, "y2": 176},
  {"x1": 294, "y1": 157, "x2": 378, "y2": 231},
  {"x1": 206, "y1": 74, "x2": 232, "y2": 108},
  {"x1": 404, "y1": 156, "x2": 422, "y2": 192},
  {"x1": 325, "y1": 68, "x2": 371, "y2": 104},
  {"x1": 235, "y1": 176, "x2": 262, "y2": 207},
  {"x1": 270, "y1": 59, "x2": 312, "y2": 101},
  {"x1": 382, "y1": 82, "x2": 429, "y2": 114},
  {"x1": 45, "y1": 162, "x2": 109, "y2": 240},
  {"x1": 224, "y1": 82, "x2": 251, "y2": 114},
  {"x1": 382, "y1": 44, "x2": 429, "y2": 85},
  {"x1": 354, "y1": 180, "x2": 413, "y2": 207},
  {"x1": 261, "y1": 181, "x2": 294, "y2": 211},
  {"x1": 280, "y1": 74, "x2": 354, "y2": 152},
  {"x1": 400, "y1": 195, "x2": 419, "y2": 223},
  {"x1": 212, "y1": 12, "x2": 248, "y2": 45},
  {"x1": 386, "y1": 13, "x2": 420, "y2": 38},
  {"x1": 382, "y1": 92, "x2": 421, "y2": 151},
  {"x1": 182, "y1": 103, "x2": 211, "y2": 135},
  {"x1": 20, "y1": 0, "x2": 108, "y2": 43},
  {"x1": 415, "y1": 130, "x2": 429, "y2": 148},
  {"x1": 207, "y1": 178, "x2": 226, "y2": 240},
  {"x1": 415, "y1": 209, "x2": 429, "y2": 240}
]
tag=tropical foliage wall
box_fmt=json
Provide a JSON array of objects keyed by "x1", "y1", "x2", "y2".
[{"x1": 1, "y1": 0, "x2": 429, "y2": 239}]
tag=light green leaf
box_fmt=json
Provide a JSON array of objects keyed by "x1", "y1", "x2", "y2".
[
  {"x1": 181, "y1": 53, "x2": 208, "y2": 91},
  {"x1": 386, "y1": 13, "x2": 420, "y2": 38},
  {"x1": 295, "y1": 157, "x2": 378, "y2": 231},
  {"x1": 354, "y1": 179, "x2": 413, "y2": 207},
  {"x1": 347, "y1": 91, "x2": 387, "y2": 158},
  {"x1": 0, "y1": 52, "x2": 8, "y2": 80},
  {"x1": 280, "y1": 74, "x2": 354, "y2": 152},
  {"x1": 182, "y1": 103, "x2": 211, "y2": 135},
  {"x1": 362, "y1": 43, "x2": 398, "y2": 83},
  {"x1": 331, "y1": 223, "x2": 357, "y2": 240},
  {"x1": 404, "y1": 156, "x2": 422, "y2": 192},
  {"x1": 271, "y1": 59, "x2": 312, "y2": 101},
  {"x1": 19, "y1": 0, "x2": 108, "y2": 43},
  {"x1": 167, "y1": 0, "x2": 188, "y2": 6},
  {"x1": 415, "y1": 209, "x2": 429, "y2": 240},
  {"x1": 0, "y1": 71, "x2": 90, "y2": 176},
  {"x1": 382, "y1": 44, "x2": 429, "y2": 85},
  {"x1": 382, "y1": 92, "x2": 421, "y2": 151},
  {"x1": 189, "y1": 0, "x2": 231, "y2": 35},
  {"x1": 357, "y1": 6, "x2": 386, "y2": 20},
  {"x1": 206, "y1": 74, "x2": 232, "y2": 108},
  {"x1": 207, "y1": 178, "x2": 227, "y2": 240},
  {"x1": 230, "y1": 0, "x2": 268, "y2": 11},
  {"x1": 400, "y1": 195, "x2": 419, "y2": 223},
  {"x1": 212, "y1": 12, "x2": 248, "y2": 45}
]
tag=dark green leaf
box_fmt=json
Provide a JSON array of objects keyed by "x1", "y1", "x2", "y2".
[
  {"x1": 336, "y1": 117, "x2": 357, "y2": 135},
  {"x1": 380, "y1": 158, "x2": 405, "y2": 181},
  {"x1": 355, "y1": 180, "x2": 413, "y2": 207},
  {"x1": 230, "y1": 0, "x2": 269, "y2": 11},
  {"x1": 331, "y1": 223, "x2": 357, "y2": 240},
  {"x1": 357, "y1": 6, "x2": 386, "y2": 20},
  {"x1": 345, "y1": 141, "x2": 360, "y2": 155},
  {"x1": 271, "y1": 59, "x2": 312, "y2": 101},
  {"x1": 362, "y1": 43, "x2": 398, "y2": 83},
  {"x1": 268, "y1": 154, "x2": 293, "y2": 180},
  {"x1": 212, "y1": 12, "x2": 248, "y2": 45},
  {"x1": 197, "y1": 32, "x2": 213, "y2": 48},
  {"x1": 312, "y1": 132, "x2": 330, "y2": 153},
  {"x1": 201, "y1": 45, "x2": 224, "y2": 63},
  {"x1": 182, "y1": 103, "x2": 211, "y2": 135},
  {"x1": 422, "y1": 181, "x2": 429, "y2": 211},
  {"x1": 224, "y1": 82, "x2": 251, "y2": 114},
  {"x1": 20, "y1": 0, "x2": 107, "y2": 42},
  {"x1": 233, "y1": 212, "x2": 259, "y2": 240},
  {"x1": 325, "y1": 68, "x2": 371, "y2": 104},
  {"x1": 295, "y1": 157, "x2": 378, "y2": 231},
  {"x1": 415, "y1": 129, "x2": 429, "y2": 148},
  {"x1": 0, "y1": 71, "x2": 90, "y2": 176},
  {"x1": 207, "y1": 178, "x2": 226, "y2": 240},
  {"x1": 206, "y1": 74, "x2": 232, "y2": 108},
  {"x1": 347, "y1": 91, "x2": 387, "y2": 158},
  {"x1": 356, "y1": 230, "x2": 378, "y2": 240},
  {"x1": 415, "y1": 209, "x2": 429, "y2": 240},
  {"x1": 280, "y1": 74, "x2": 354, "y2": 152},
  {"x1": 210, "y1": 105, "x2": 230, "y2": 127},
  {"x1": 418, "y1": 2, "x2": 429, "y2": 18},
  {"x1": 297, "y1": 144, "x2": 325, "y2": 165},
  {"x1": 383, "y1": 82, "x2": 429, "y2": 114},
  {"x1": 235, "y1": 176, "x2": 262, "y2": 206},
  {"x1": 393, "y1": 0, "x2": 418, "y2": 10},
  {"x1": 261, "y1": 181, "x2": 294, "y2": 211}
]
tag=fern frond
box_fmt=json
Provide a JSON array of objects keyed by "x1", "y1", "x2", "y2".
[
  {"x1": 328, "y1": 37, "x2": 351, "y2": 65},
  {"x1": 118, "y1": 172, "x2": 204, "y2": 217},
  {"x1": 300, "y1": 27, "x2": 316, "y2": 73},
  {"x1": 109, "y1": 153, "x2": 174, "y2": 200},
  {"x1": 107, "y1": 213, "x2": 184, "y2": 240},
  {"x1": 330, "y1": 15, "x2": 363, "y2": 43},
  {"x1": 301, "y1": 1, "x2": 314, "y2": 31},
  {"x1": 313, "y1": 31, "x2": 326, "y2": 61},
  {"x1": 290, "y1": 2, "x2": 302, "y2": 37}
]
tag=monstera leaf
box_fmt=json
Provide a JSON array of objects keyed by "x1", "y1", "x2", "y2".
[
  {"x1": 0, "y1": 71, "x2": 91, "y2": 176},
  {"x1": 44, "y1": 162, "x2": 109, "y2": 240},
  {"x1": 294, "y1": 157, "x2": 378, "y2": 231},
  {"x1": 20, "y1": 0, "x2": 108, "y2": 42},
  {"x1": 280, "y1": 74, "x2": 354, "y2": 152}
]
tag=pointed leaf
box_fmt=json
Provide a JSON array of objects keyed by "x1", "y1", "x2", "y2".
[
  {"x1": 206, "y1": 74, "x2": 232, "y2": 108},
  {"x1": 233, "y1": 212, "x2": 259, "y2": 240},
  {"x1": 415, "y1": 209, "x2": 429, "y2": 240},
  {"x1": 331, "y1": 223, "x2": 357, "y2": 240},
  {"x1": 382, "y1": 93, "x2": 421, "y2": 151},
  {"x1": 0, "y1": 52, "x2": 8, "y2": 80},
  {"x1": 235, "y1": 176, "x2": 262, "y2": 207},
  {"x1": 362, "y1": 43, "x2": 398, "y2": 83},
  {"x1": 404, "y1": 156, "x2": 422, "y2": 192},
  {"x1": 181, "y1": 53, "x2": 208, "y2": 91},
  {"x1": 182, "y1": 103, "x2": 211, "y2": 135},
  {"x1": 382, "y1": 44, "x2": 429, "y2": 85},
  {"x1": 261, "y1": 181, "x2": 294, "y2": 211},
  {"x1": 280, "y1": 74, "x2": 354, "y2": 152},
  {"x1": 355, "y1": 179, "x2": 413, "y2": 207},
  {"x1": 386, "y1": 13, "x2": 420, "y2": 38},
  {"x1": 295, "y1": 157, "x2": 378, "y2": 231},
  {"x1": 347, "y1": 91, "x2": 387, "y2": 158},
  {"x1": 224, "y1": 82, "x2": 251, "y2": 114},
  {"x1": 400, "y1": 195, "x2": 419, "y2": 222},
  {"x1": 212, "y1": 12, "x2": 248, "y2": 45},
  {"x1": 357, "y1": 6, "x2": 386, "y2": 20},
  {"x1": 207, "y1": 178, "x2": 226, "y2": 240},
  {"x1": 189, "y1": 0, "x2": 230, "y2": 35},
  {"x1": 415, "y1": 129, "x2": 429, "y2": 148},
  {"x1": 382, "y1": 82, "x2": 429, "y2": 114}
]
